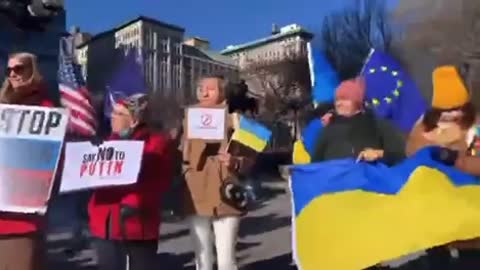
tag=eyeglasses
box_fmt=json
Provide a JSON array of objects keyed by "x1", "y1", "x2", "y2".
[{"x1": 6, "y1": 65, "x2": 26, "y2": 77}]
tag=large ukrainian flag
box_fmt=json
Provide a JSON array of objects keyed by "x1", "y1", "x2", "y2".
[{"x1": 290, "y1": 146, "x2": 480, "y2": 270}]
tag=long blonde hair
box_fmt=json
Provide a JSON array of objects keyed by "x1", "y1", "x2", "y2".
[{"x1": 0, "y1": 52, "x2": 44, "y2": 104}]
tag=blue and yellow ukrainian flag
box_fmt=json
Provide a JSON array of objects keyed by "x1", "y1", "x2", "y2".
[
  {"x1": 231, "y1": 115, "x2": 272, "y2": 152},
  {"x1": 307, "y1": 42, "x2": 339, "y2": 105},
  {"x1": 290, "y1": 146, "x2": 480, "y2": 270}
]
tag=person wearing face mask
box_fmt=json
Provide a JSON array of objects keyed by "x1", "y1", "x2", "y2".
[
  {"x1": 0, "y1": 52, "x2": 54, "y2": 270},
  {"x1": 311, "y1": 77, "x2": 405, "y2": 165},
  {"x1": 88, "y1": 93, "x2": 173, "y2": 270},
  {"x1": 180, "y1": 75, "x2": 255, "y2": 270}
]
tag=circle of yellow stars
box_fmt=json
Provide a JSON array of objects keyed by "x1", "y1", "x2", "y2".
[{"x1": 364, "y1": 66, "x2": 403, "y2": 107}]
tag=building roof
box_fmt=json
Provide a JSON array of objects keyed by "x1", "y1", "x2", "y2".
[
  {"x1": 77, "y1": 29, "x2": 114, "y2": 48},
  {"x1": 184, "y1": 36, "x2": 209, "y2": 43},
  {"x1": 183, "y1": 44, "x2": 236, "y2": 67},
  {"x1": 119, "y1": 15, "x2": 185, "y2": 33},
  {"x1": 200, "y1": 49, "x2": 236, "y2": 66},
  {"x1": 76, "y1": 15, "x2": 185, "y2": 49},
  {"x1": 220, "y1": 24, "x2": 314, "y2": 55}
]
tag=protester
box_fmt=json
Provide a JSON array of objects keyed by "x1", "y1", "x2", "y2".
[
  {"x1": 88, "y1": 93, "x2": 173, "y2": 270},
  {"x1": 181, "y1": 75, "x2": 255, "y2": 270},
  {"x1": 406, "y1": 66, "x2": 480, "y2": 270},
  {"x1": 311, "y1": 77, "x2": 405, "y2": 165},
  {"x1": 0, "y1": 52, "x2": 54, "y2": 270}
]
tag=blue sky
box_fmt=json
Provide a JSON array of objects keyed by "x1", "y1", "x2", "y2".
[{"x1": 67, "y1": 0, "x2": 397, "y2": 51}]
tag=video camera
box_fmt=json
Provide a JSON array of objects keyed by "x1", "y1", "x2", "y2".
[{"x1": 0, "y1": 0, "x2": 64, "y2": 31}]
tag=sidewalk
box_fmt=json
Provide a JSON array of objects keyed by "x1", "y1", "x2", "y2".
[{"x1": 45, "y1": 174, "x2": 294, "y2": 269}]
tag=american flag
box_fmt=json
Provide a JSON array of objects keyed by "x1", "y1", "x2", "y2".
[{"x1": 58, "y1": 37, "x2": 97, "y2": 136}]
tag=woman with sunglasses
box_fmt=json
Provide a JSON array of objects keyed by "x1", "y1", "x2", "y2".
[{"x1": 0, "y1": 52, "x2": 54, "y2": 270}]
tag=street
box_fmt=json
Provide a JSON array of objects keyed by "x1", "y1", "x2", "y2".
[{"x1": 45, "y1": 177, "x2": 295, "y2": 269}]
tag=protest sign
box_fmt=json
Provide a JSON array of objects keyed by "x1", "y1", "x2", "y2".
[
  {"x1": 186, "y1": 107, "x2": 226, "y2": 141},
  {"x1": 0, "y1": 104, "x2": 68, "y2": 214},
  {"x1": 60, "y1": 140, "x2": 144, "y2": 193}
]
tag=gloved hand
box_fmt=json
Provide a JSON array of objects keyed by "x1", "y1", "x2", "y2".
[
  {"x1": 119, "y1": 205, "x2": 140, "y2": 240},
  {"x1": 90, "y1": 136, "x2": 104, "y2": 146},
  {"x1": 430, "y1": 147, "x2": 459, "y2": 166},
  {"x1": 120, "y1": 205, "x2": 139, "y2": 220}
]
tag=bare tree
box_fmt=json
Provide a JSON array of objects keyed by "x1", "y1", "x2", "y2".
[
  {"x1": 148, "y1": 90, "x2": 183, "y2": 134},
  {"x1": 243, "y1": 55, "x2": 311, "y2": 143},
  {"x1": 394, "y1": 0, "x2": 480, "y2": 106},
  {"x1": 322, "y1": 0, "x2": 393, "y2": 80},
  {"x1": 225, "y1": 80, "x2": 259, "y2": 116}
]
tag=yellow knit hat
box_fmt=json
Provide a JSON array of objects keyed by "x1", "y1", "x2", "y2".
[{"x1": 432, "y1": 66, "x2": 470, "y2": 109}]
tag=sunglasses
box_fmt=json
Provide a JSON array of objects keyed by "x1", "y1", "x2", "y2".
[{"x1": 5, "y1": 65, "x2": 26, "y2": 77}]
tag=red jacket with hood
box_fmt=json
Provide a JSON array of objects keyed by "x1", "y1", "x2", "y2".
[
  {"x1": 88, "y1": 126, "x2": 173, "y2": 240},
  {"x1": 0, "y1": 83, "x2": 54, "y2": 235}
]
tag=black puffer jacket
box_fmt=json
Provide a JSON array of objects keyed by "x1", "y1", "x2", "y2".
[{"x1": 311, "y1": 111, "x2": 406, "y2": 166}]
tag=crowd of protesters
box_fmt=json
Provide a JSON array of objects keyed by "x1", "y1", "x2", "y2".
[
  {"x1": 3, "y1": 51, "x2": 480, "y2": 270},
  {"x1": 0, "y1": 52, "x2": 256, "y2": 270}
]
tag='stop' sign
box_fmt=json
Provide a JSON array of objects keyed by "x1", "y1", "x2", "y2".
[{"x1": 0, "y1": 104, "x2": 69, "y2": 140}]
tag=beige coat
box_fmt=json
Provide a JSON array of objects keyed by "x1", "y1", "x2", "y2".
[
  {"x1": 180, "y1": 104, "x2": 255, "y2": 217},
  {"x1": 406, "y1": 118, "x2": 480, "y2": 175}
]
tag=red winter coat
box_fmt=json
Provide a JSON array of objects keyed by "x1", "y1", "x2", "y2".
[
  {"x1": 88, "y1": 126, "x2": 173, "y2": 240},
  {"x1": 0, "y1": 83, "x2": 54, "y2": 235}
]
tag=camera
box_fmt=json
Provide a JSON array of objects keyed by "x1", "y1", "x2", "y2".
[
  {"x1": 0, "y1": 0, "x2": 63, "y2": 31},
  {"x1": 28, "y1": 0, "x2": 63, "y2": 17}
]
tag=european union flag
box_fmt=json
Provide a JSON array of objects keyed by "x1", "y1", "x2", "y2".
[
  {"x1": 104, "y1": 47, "x2": 147, "y2": 119},
  {"x1": 291, "y1": 146, "x2": 480, "y2": 270},
  {"x1": 307, "y1": 43, "x2": 339, "y2": 105},
  {"x1": 361, "y1": 49, "x2": 427, "y2": 133}
]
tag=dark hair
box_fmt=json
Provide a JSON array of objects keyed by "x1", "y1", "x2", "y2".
[
  {"x1": 303, "y1": 102, "x2": 334, "y2": 123},
  {"x1": 422, "y1": 102, "x2": 476, "y2": 132}
]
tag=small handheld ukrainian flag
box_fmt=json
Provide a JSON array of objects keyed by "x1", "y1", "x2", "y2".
[{"x1": 231, "y1": 115, "x2": 272, "y2": 152}]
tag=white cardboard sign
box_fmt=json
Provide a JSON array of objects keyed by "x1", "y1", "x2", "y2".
[
  {"x1": 60, "y1": 140, "x2": 145, "y2": 193},
  {"x1": 186, "y1": 107, "x2": 226, "y2": 141}
]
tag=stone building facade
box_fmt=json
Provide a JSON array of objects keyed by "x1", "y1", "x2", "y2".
[{"x1": 77, "y1": 16, "x2": 237, "y2": 106}]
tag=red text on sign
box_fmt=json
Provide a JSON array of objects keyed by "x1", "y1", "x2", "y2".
[{"x1": 80, "y1": 160, "x2": 124, "y2": 177}]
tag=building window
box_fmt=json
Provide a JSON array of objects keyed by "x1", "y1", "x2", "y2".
[
  {"x1": 161, "y1": 39, "x2": 169, "y2": 53},
  {"x1": 176, "y1": 76, "x2": 181, "y2": 89}
]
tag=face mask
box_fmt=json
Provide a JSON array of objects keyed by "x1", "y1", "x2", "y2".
[{"x1": 118, "y1": 127, "x2": 133, "y2": 139}]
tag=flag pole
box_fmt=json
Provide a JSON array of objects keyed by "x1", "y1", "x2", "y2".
[
  {"x1": 225, "y1": 112, "x2": 240, "y2": 153},
  {"x1": 307, "y1": 42, "x2": 315, "y2": 89},
  {"x1": 360, "y1": 48, "x2": 375, "y2": 75},
  {"x1": 307, "y1": 42, "x2": 317, "y2": 108}
]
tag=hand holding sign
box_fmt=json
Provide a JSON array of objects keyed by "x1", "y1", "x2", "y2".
[{"x1": 90, "y1": 136, "x2": 104, "y2": 146}]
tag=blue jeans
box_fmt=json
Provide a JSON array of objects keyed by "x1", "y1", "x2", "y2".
[{"x1": 92, "y1": 238, "x2": 158, "y2": 270}]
